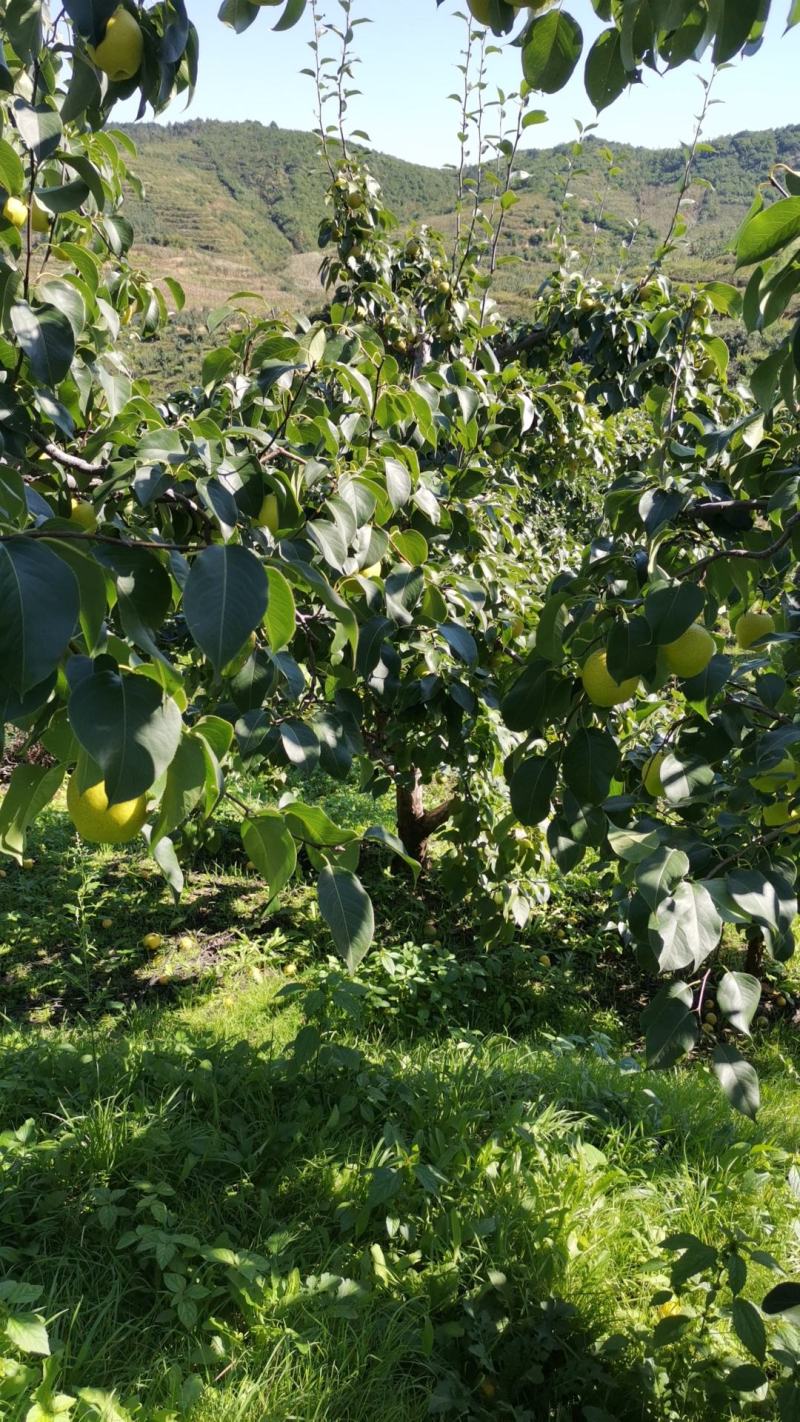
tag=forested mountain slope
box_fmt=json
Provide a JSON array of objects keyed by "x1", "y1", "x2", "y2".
[{"x1": 122, "y1": 118, "x2": 800, "y2": 314}]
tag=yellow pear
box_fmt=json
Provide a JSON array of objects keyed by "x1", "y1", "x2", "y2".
[
  {"x1": 3, "y1": 196, "x2": 27, "y2": 228},
  {"x1": 257, "y1": 492, "x2": 280, "y2": 533},
  {"x1": 30, "y1": 198, "x2": 50, "y2": 233},
  {"x1": 67, "y1": 774, "x2": 147, "y2": 845},
  {"x1": 68, "y1": 498, "x2": 98, "y2": 533},
  {"x1": 663, "y1": 625, "x2": 715, "y2": 679},
  {"x1": 735, "y1": 609, "x2": 775, "y2": 649},
  {"x1": 89, "y1": 5, "x2": 144, "y2": 82},
  {"x1": 581, "y1": 649, "x2": 639, "y2": 707},
  {"x1": 642, "y1": 752, "x2": 665, "y2": 798}
]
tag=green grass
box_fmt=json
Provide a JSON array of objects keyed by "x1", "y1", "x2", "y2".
[{"x1": 1, "y1": 791, "x2": 800, "y2": 1420}]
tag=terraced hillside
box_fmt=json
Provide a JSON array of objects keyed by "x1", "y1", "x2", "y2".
[{"x1": 122, "y1": 118, "x2": 800, "y2": 316}]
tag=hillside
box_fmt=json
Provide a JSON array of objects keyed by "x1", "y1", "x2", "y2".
[{"x1": 119, "y1": 117, "x2": 800, "y2": 381}]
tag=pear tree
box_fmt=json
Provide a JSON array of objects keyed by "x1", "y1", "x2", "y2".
[{"x1": 0, "y1": 0, "x2": 799, "y2": 1111}]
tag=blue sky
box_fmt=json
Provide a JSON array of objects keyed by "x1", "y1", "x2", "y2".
[{"x1": 137, "y1": 1, "x2": 799, "y2": 166}]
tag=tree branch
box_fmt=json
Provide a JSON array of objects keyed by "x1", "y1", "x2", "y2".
[{"x1": 684, "y1": 510, "x2": 800, "y2": 580}]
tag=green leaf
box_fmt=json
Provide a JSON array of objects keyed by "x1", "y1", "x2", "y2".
[
  {"x1": 150, "y1": 832, "x2": 184, "y2": 903},
  {"x1": 712, "y1": 0, "x2": 762, "y2": 64},
  {"x1": 736, "y1": 197, "x2": 800, "y2": 267},
  {"x1": 648, "y1": 881, "x2": 722, "y2": 972},
  {"x1": 584, "y1": 28, "x2": 627, "y2": 111},
  {"x1": 642, "y1": 982, "x2": 698, "y2": 1069},
  {"x1": 283, "y1": 800, "x2": 357, "y2": 846},
  {"x1": 151, "y1": 735, "x2": 208, "y2": 847},
  {"x1": 357, "y1": 616, "x2": 393, "y2": 678},
  {"x1": 68, "y1": 668, "x2": 182, "y2": 802},
  {"x1": 731, "y1": 1297, "x2": 766, "y2": 1363},
  {"x1": 5, "y1": 1312, "x2": 49, "y2": 1355},
  {"x1": 712, "y1": 1045, "x2": 760, "y2": 1119},
  {"x1": 49, "y1": 542, "x2": 107, "y2": 653},
  {"x1": 562, "y1": 728, "x2": 619, "y2": 804},
  {"x1": 762, "y1": 1282, "x2": 800, "y2": 1316},
  {"x1": 606, "y1": 616, "x2": 656, "y2": 680},
  {"x1": 362, "y1": 824, "x2": 421, "y2": 882},
  {"x1": 522, "y1": 10, "x2": 584, "y2": 93},
  {"x1": 183, "y1": 546, "x2": 268, "y2": 673},
  {"x1": 318, "y1": 865, "x2": 374, "y2": 972},
  {"x1": 644, "y1": 584, "x2": 705, "y2": 645},
  {"x1": 509, "y1": 754, "x2": 557, "y2": 826},
  {"x1": 636, "y1": 847, "x2": 690, "y2": 910},
  {"x1": 263, "y1": 566, "x2": 295, "y2": 650},
  {"x1": 11, "y1": 301, "x2": 75, "y2": 385},
  {"x1": 0, "y1": 762, "x2": 65, "y2": 863},
  {"x1": 725, "y1": 1364, "x2": 767, "y2": 1394},
  {"x1": 385, "y1": 458, "x2": 412, "y2": 511},
  {"x1": 0, "y1": 136, "x2": 24, "y2": 194},
  {"x1": 437, "y1": 622, "x2": 477, "y2": 666},
  {"x1": 218, "y1": 0, "x2": 260, "y2": 33},
  {"x1": 242, "y1": 811, "x2": 297, "y2": 903},
  {"x1": 280, "y1": 719, "x2": 320, "y2": 771},
  {"x1": 12, "y1": 98, "x2": 62, "y2": 161},
  {"x1": 0, "y1": 538, "x2": 79, "y2": 692},
  {"x1": 716, "y1": 971, "x2": 761, "y2": 1036}
]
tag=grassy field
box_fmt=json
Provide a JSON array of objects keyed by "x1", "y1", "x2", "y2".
[{"x1": 1, "y1": 774, "x2": 800, "y2": 1421}]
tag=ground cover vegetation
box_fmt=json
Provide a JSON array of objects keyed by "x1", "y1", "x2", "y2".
[{"x1": 2, "y1": 0, "x2": 800, "y2": 1416}]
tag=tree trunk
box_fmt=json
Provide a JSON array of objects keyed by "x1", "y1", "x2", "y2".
[
  {"x1": 395, "y1": 768, "x2": 454, "y2": 868},
  {"x1": 744, "y1": 926, "x2": 765, "y2": 978}
]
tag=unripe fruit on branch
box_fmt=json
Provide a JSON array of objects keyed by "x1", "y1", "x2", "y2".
[
  {"x1": 3, "y1": 196, "x2": 27, "y2": 227},
  {"x1": 642, "y1": 752, "x2": 665, "y2": 798},
  {"x1": 89, "y1": 6, "x2": 144, "y2": 82},
  {"x1": 663, "y1": 624, "x2": 715, "y2": 679},
  {"x1": 67, "y1": 775, "x2": 147, "y2": 845},
  {"x1": 735, "y1": 609, "x2": 775, "y2": 649},
  {"x1": 581, "y1": 649, "x2": 638, "y2": 707}
]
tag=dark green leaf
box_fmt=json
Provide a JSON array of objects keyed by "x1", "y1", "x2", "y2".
[
  {"x1": 0, "y1": 537, "x2": 78, "y2": 692},
  {"x1": 562, "y1": 728, "x2": 619, "y2": 804},
  {"x1": 731, "y1": 1297, "x2": 766, "y2": 1363},
  {"x1": 69, "y1": 668, "x2": 182, "y2": 802},
  {"x1": 11, "y1": 301, "x2": 75, "y2": 385},
  {"x1": 712, "y1": 1045, "x2": 760, "y2": 1119},
  {"x1": 642, "y1": 982, "x2": 698, "y2": 1070},
  {"x1": 584, "y1": 28, "x2": 628, "y2": 111},
  {"x1": 644, "y1": 584, "x2": 705, "y2": 645},
  {"x1": 318, "y1": 865, "x2": 374, "y2": 972},
  {"x1": 509, "y1": 754, "x2": 557, "y2": 826},
  {"x1": 522, "y1": 10, "x2": 584, "y2": 93},
  {"x1": 716, "y1": 971, "x2": 761, "y2": 1035},
  {"x1": 648, "y1": 881, "x2": 722, "y2": 972},
  {"x1": 438, "y1": 622, "x2": 477, "y2": 666},
  {"x1": 183, "y1": 546, "x2": 267, "y2": 673},
  {"x1": 762, "y1": 1282, "x2": 800, "y2": 1316},
  {"x1": 242, "y1": 811, "x2": 297, "y2": 903}
]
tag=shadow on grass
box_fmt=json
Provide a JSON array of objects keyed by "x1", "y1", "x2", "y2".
[{"x1": 1, "y1": 1009, "x2": 796, "y2": 1420}]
